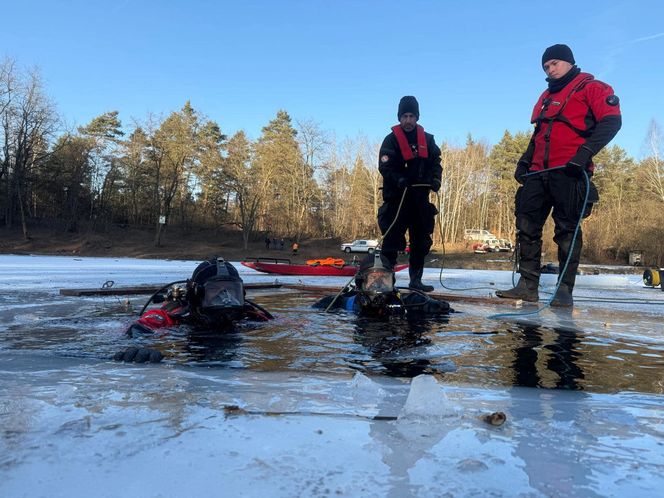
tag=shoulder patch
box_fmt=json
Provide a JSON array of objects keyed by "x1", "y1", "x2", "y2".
[
  {"x1": 606, "y1": 95, "x2": 620, "y2": 106},
  {"x1": 380, "y1": 155, "x2": 390, "y2": 163}
]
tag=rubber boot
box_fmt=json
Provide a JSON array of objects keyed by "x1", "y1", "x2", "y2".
[
  {"x1": 408, "y1": 267, "x2": 434, "y2": 293},
  {"x1": 550, "y1": 283, "x2": 574, "y2": 308},
  {"x1": 496, "y1": 277, "x2": 539, "y2": 302}
]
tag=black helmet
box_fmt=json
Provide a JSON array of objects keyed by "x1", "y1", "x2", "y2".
[{"x1": 188, "y1": 257, "x2": 245, "y2": 324}]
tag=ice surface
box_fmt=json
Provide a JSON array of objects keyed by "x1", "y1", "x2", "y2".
[
  {"x1": 0, "y1": 254, "x2": 663, "y2": 497},
  {"x1": 2, "y1": 358, "x2": 662, "y2": 498}
]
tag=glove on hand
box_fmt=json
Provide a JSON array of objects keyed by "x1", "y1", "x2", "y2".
[
  {"x1": 514, "y1": 161, "x2": 530, "y2": 185},
  {"x1": 114, "y1": 347, "x2": 164, "y2": 363},
  {"x1": 431, "y1": 179, "x2": 441, "y2": 192},
  {"x1": 565, "y1": 146, "x2": 593, "y2": 178},
  {"x1": 564, "y1": 162, "x2": 584, "y2": 178},
  {"x1": 397, "y1": 176, "x2": 409, "y2": 189}
]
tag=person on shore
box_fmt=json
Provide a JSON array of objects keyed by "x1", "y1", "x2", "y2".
[
  {"x1": 496, "y1": 44, "x2": 621, "y2": 307},
  {"x1": 377, "y1": 96, "x2": 442, "y2": 293}
]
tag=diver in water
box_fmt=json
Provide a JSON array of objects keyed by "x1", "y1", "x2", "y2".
[
  {"x1": 313, "y1": 252, "x2": 451, "y2": 318},
  {"x1": 115, "y1": 257, "x2": 273, "y2": 363}
]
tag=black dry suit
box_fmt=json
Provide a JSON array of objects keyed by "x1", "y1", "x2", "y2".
[{"x1": 377, "y1": 125, "x2": 442, "y2": 284}]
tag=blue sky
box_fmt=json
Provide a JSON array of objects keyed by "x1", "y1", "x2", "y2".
[{"x1": 2, "y1": 0, "x2": 663, "y2": 159}]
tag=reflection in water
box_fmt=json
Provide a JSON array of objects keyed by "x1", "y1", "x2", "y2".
[
  {"x1": 170, "y1": 328, "x2": 244, "y2": 365},
  {"x1": 511, "y1": 324, "x2": 585, "y2": 390},
  {"x1": 2, "y1": 290, "x2": 663, "y2": 394},
  {"x1": 352, "y1": 315, "x2": 450, "y2": 378},
  {"x1": 125, "y1": 323, "x2": 248, "y2": 367},
  {"x1": 510, "y1": 387, "x2": 600, "y2": 497}
]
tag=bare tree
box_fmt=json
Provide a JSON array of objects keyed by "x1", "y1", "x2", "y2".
[
  {"x1": 641, "y1": 119, "x2": 664, "y2": 203},
  {"x1": 296, "y1": 118, "x2": 331, "y2": 174},
  {"x1": 437, "y1": 137, "x2": 496, "y2": 244},
  {"x1": 0, "y1": 62, "x2": 58, "y2": 238},
  {"x1": 223, "y1": 131, "x2": 264, "y2": 249}
]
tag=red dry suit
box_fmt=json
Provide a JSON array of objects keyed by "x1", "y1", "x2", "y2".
[{"x1": 526, "y1": 71, "x2": 621, "y2": 172}]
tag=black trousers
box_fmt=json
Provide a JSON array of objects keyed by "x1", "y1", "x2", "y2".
[
  {"x1": 377, "y1": 193, "x2": 437, "y2": 273},
  {"x1": 516, "y1": 171, "x2": 590, "y2": 289}
]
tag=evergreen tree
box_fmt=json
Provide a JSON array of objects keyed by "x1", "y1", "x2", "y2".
[
  {"x1": 487, "y1": 130, "x2": 531, "y2": 240},
  {"x1": 254, "y1": 110, "x2": 309, "y2": 239}
]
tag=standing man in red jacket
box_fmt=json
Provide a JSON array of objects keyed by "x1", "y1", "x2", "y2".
[
  {"x1": 377, "y1": 96, "x2": 442, "y2": 292},
  {"x1": 496, "y1": 44, "x2": 621, "y2": 307}
]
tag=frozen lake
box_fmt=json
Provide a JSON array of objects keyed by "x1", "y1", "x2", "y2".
[{"x1": 1, "y1": 254, "x2": 663, "y2": 497}]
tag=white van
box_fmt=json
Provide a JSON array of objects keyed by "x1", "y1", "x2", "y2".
[
  {"x1": 340, "y1": 239, "x2": 380, "y2": 253},
  {"x1": 464, "y1": 229, "x2": 496, "y2": 242}
]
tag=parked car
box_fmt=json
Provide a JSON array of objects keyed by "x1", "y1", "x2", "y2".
[
  {"x1": 340, "y1": 239, "x2": 380, "y2": 253},
  {"x1": 464, "y1": 228, "x2": 497, "y2": 242},
  {"x1": 485, "y1": 239, "x2": 503, "y2": 252},
  {"x1": 472, "y1": 242, "x2": 489, "y2": 254},
  {"x1": 498, "y1": 239, "x2": 513, "y2": 252},
  {"x1": 473, "y1": 237, "x2": 513, "y2": 253}
]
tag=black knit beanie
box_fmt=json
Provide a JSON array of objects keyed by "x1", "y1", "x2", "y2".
[
  {"x1": 397, "y1": 96, "x2": 419, "y2": 120},
  {"x1": 541, "y1": 44, "x2": 575, "y2": 66}
]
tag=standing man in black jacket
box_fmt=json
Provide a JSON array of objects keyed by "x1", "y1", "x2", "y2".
[{"x1": 377, "y1": 96, "x2": 442, "y2": 292}]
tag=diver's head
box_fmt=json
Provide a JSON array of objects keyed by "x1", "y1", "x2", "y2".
[
  {"x1": 354, "y1": 252, "x2": 401, "y2": 315},
  {"x1": 188, "y1": 257, "x2": 245, "y2": 324}
]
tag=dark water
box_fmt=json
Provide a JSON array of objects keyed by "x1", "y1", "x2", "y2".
[{"x1": 2, "y1": 289, "x2": 663, "y2": 395}]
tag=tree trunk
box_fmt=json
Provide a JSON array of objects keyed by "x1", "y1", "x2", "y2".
[
  {"x1": 154, "y1": 220, "x2": 164, "y2": 247},
  {"x1": 16, "y1": 178, "x2": 29, "y2": 239}
]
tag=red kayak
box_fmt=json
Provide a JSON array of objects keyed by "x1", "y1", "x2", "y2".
[{"x1": 241, "y1": 258, "x2": 408, "y2": 277}]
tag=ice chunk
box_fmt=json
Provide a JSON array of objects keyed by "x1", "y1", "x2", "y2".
[
  {"x1": 398, "y1": 374, "x2": 456, "y2": 419},
  {"x1": 349, "y1": 371, "x2": 386, "y2": 405}
]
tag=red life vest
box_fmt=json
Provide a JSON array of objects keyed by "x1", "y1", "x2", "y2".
[
  {"x1": 529, "y1": 72, "x2": 620, "y2": 171},
  {"x1": 391, "y1": 124, "x2": 428, "y2": 161},
  {"x1": 137, "y1": 308, "x2": 179, "y2": 330}
]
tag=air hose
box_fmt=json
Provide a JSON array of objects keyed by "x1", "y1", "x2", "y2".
[{"x1": 324, "y1": 184, "x2": 430, "y2": 312}]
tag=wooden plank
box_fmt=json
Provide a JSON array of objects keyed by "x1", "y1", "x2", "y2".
[
  {"x1": 60, "y1": 285, "x2": 161, "y2": 296},
  {"x1": 60, "y1": 282, "x2": 283, "y2": 297},
  {"x1": 279, "y1": 283, "x2": 522, "y2": 306},
  {"x1": 60, "y1": 281, "x2": 520, "y2": 306}
]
